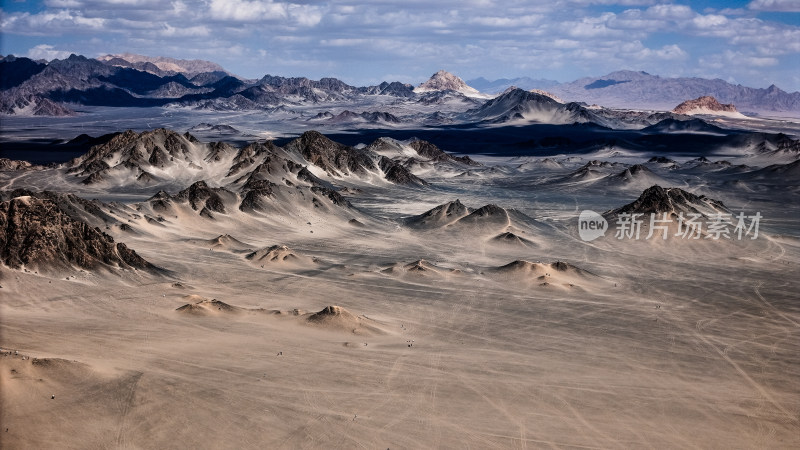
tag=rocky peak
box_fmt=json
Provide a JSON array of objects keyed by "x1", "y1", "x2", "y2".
[
  {"x1": 530, "y1": 89, "x2": 564, "y2": 103},
  {"x1": 174, "y1": 180, "x2": 229, "y2": 217},
  {"x1": 415, "y1": 70, "x2": 480, "y2": 95},
  {"x1": 284, "y1": 130, "x2": 376, "y2": 177},
  {"x1": 408, "y1": 139, "x2": 481, "y2": 166},
  {"x1": 404, "y1": 199, "x2": 472, "y2": 229},
  {"x1": 672, "y1": 96, "x2": 738, "y2": 114},
  {"x1": 608, "y1": 185, "x2": 727, "y2": 216},
  {"x1": 467, "y1": 204, "x2": 507, "y2": 217},
  {"x1": 378, "y1": 156, "x2": 428, "y2": 186}
]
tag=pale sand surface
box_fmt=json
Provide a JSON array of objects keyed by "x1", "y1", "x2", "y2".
[
  {"x1": 1, "y1": 130, "x2": 799, "y2": 449},
  {"x1": 2, "y1": 219, "x2": 798, "y2": 449}
]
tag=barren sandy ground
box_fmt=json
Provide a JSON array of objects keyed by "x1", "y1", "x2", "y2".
[
  {"x1": 2, "y1": 203, "x2": 799, "y2": 449},
  {"x1": 2, "y1": 128, "x2": 799, "y2": 448}
]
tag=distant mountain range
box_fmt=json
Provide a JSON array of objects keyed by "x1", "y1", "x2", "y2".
[
  {"x1": 96, "y1": 53, "x2": 229, "y2": 78},
  {"x1": 466, "y1": 77, "x2": 560, "y2": 94},
  {"x1": 549, "y1": 70, "x2": 800, "y2": 114},
  {"x1": 1, "y1": 53, "x2": 798, "y2": 119}
]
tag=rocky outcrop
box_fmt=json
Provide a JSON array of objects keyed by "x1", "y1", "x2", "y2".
[
  {"x1": 672, "y1": 96, "x2": 738, "y2": 115},
  {"x1": 404, "y1": 200, "x2": 472, "y2": 229},
  {"x1": 607, "y1": 185, "x2": 727, "y2": 217},
  {"x1": 415, "y1": 70, "x2": 481, "y2": 96},
  {"x1": 466, "y1": 87, "x2": 598, "y2": 124},
  {"x1": 174, "y1": 180, "x2": 230, "y2": 217},
  {"x1": 0, "y1": 158, "x2": 39, "y2": 171},
  {"x1": 284, "y1": 130, "x2": 376, "y2": 177},
  {"x1": 408, "y1": 140, "x2": 480, "y2": 166},
  {"x1": 378, "y1": 156, "x2": 427, "y2": 186},
  {"x1": 0, "y1": 195, "x2": 154, "y2": 272},
  {"x1": 529, "y1": 89, "x2": 564, "y2": 103},
  {"x1": 0, "y1": 94, "x2": 74, "y2": 116}
]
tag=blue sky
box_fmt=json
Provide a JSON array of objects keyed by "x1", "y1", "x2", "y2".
[{"x1": 1, "y1": 0, "x2": 799, "y2": 91}]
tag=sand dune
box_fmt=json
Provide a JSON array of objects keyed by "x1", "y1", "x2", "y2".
[
  {"x1": 245, "y1": 244, "x2": 317, "y2": 267},
  {"x1": 490, "y1": 231, "x2": 535, "y2": 247},
  {"x1": 184, "y1": 234, "x2": 253, "y2": 251},
  {"x1": 175, "y1": 296, "x2": 244, "y2": 315},
  {"x1": 451, "y1": 204, "x2": 510, "y2": 228},
  {"x1": 380, "y1": 259, "x2": 462, "y2": 278},
  {"x1": 516, "y1": 157, "x2": 564, "y2": 171},
  {"x1": 305, "y1": 305, "x2": 386, "y2": 335},
  {"x1": 404, "y1": 199, "x2": 471, "y2": 229},
  {"x1": 490, "y1": 260, "x2": 608, "y2": 289},
  {"x1": 607, "y1": 164, "x2": 669, "y2": 186},
  {"x1": 268, "y1": 308, "x2": 309, "y2": 316},
  {"x1": 403, "y1": 200, "x2": 538, "y2": 239},
  {"x1": 0, "y1": 352, "x2": 138, "y2": 450}
]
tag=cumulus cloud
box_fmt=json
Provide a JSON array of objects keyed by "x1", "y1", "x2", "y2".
[
  {"x1": 701, "y1": 49, "x2": 779, "y2": 70},
  {"x1": 208, "y1": 0, "x2": 288, "y2": 22},
  {"x1": 0, "y1": 0, "x2": 798, "y2": 89},
  {"x1": 44, "y1": 0, "x2": 84, "y2": 7},
  {"x1": 748, "y1": 0, "x2": 800, "y2": 12},
  {"x1": 564, "y1": 13, "x2": 627, "y2": 38},
  {"x1": 692, "y1": 14, "x2": 728, "y2": 29},
  {"x1": 639, "y1": 43, "x2": 688, "y2": 60},
  {"x1": 27, "y1": 44, "x2": 74, "y2": 60},
  {"x1": 206, "y1": 0, "x2": 323, "y2": 25},
  {"x1": 469, "y1": 14, "x2": 542, "y2": 27},
  {"x1": 2, "y1": 9, "x2": 107, "y2": 35},
  {"x1": 160, "y1": 24, "x2": 210, "y2": 37},
  {"x1": 45, "y1": 0, "x2": 167, "y2": 9},
  {"x1": 644, "y1": 4, "x2": 694, "y2": 20},
  {"x1": 568, "y1": 0, "x2": 656, "y2": 5}
]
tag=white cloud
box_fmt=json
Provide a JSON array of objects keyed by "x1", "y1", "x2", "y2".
[
  {"x1": 1, "y1": 0, "x2": 798, "y2": 90},
  {"x1": 205, "y1": 0, "x2": 324, "y2": 26},
  {"x1": 692, "y1": 14, "x2": 728, "y2": 29},
  {"x1": 552, "y1": 39, "x2": 580, "y2": 48},
  {"x1": 651, "y1": 44, "x2": 688, "y2": 60},
  {"x1": 644, "y1": 4, "x2": 694, "y2": 20},
  {"x1": 208, "y1": 0, "x2": 288, "y2": 22},
  {"x1": 287, "y1": 4, "x2": 323, "y2": 27},
  {"x1": 2, "y1": 10, "x2": 107, "y2": 34},
  {"x1": 160, "y1": 24, "x2": 210, "y2": 37},
  {"x1": 44, "y1": 0, "x2": 166, "y2": 9},
  {"x1": 469, "y1": 14, "x2": 541, "y2": 27},
  {"x1": 748, "y1": 0, "x2": 800, "y2": 12},
  {"x1": 27, "y1": 44, "x2": 74, "y2": 60},
  {"x1": 568, "y1": 0, "x2": 656, "y2": 5},
  {"x1": 740, "y1": 54, "x2": 780, "y2": 66},
  {"x1": 271, "y1": 35, "x2": 312, "y2": 43},
  {"x1": 320, "y1": 38, "x2": 371, "y2": 47},
  {"x1": 564, "y1": 13, "x2": 627, "y2": 38},
  {"x1": 731, "y1": 25, "x2": 800, "y2": 54},
  {"x1": 171, "y1": 1, "x2": 187, "y2": 14},
  {"x1": 700, "y1": 49, "x2": 779, "y2": 71},
  {"x1": 44, "y1": 0, "x2": 84, "y2": 7}
]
